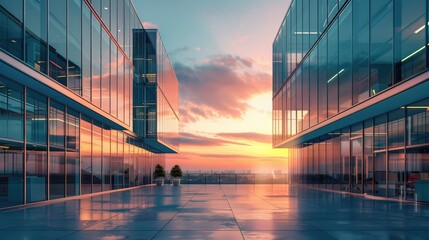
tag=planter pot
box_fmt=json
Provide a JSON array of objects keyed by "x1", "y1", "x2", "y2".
[
  {"x1": 172, "y1": 178, "x2": 181, "y2": 187},
  {"x1": 155, "y1": 178, "x2": 164, "y2": 186}
]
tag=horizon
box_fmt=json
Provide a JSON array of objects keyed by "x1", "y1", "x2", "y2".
[{"x1": 135, "y1": 0, "x2": 292, "y2": 172}]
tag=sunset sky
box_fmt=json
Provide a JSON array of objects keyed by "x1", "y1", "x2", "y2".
[{"x1": 134, "y1": 0, "x2": 292, "y2": 173}]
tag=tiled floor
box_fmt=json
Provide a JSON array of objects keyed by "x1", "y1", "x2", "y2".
[{"x1": 1, "y1": 185, "x2": 429, "y2": 239}]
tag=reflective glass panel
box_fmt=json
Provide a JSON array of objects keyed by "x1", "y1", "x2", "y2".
[
  {"x1": 0, "y1": 0, "x2": 23, "y2": 59},
  {"x1": 48, "y1": 0, "x2": 67, "y2": 85},
  {"x1": 370, "y1": 0, "x2": 393, "y2": 96}
]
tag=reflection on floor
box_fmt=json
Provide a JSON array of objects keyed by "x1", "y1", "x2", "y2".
[{"x1": 0, "y1": 184, "x2": 428, "y2": 239}]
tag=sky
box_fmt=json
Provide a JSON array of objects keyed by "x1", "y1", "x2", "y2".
[{"x1": 133, "y1": 0, "x2": 292, "y2": 173}]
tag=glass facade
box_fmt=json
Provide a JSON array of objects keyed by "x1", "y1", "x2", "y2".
[
  {"x1": 133, "y1": 29, "x2": 179, "y2": 153},
  {"x1": 288, "y1": 99, "x2": 429, "y2": 201},
  {"x1": 274, "y1": 0, "x2": 429, "y2": 202},
  {"x1": 0, "y1": 0, "x2": 177, "y2": 208},
  {"x1": 273, "y1": 0, "x2": 429, "y2": 145},
  {"x1": 0, "y1": 0, "x2": 137, "y2": 127}
]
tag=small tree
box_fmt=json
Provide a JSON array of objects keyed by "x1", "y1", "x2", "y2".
[
  {"x1": 154, "y1": 164, "x2": 166, "y2": 178},
  {"x1": 170, "y1": 165, "x2": 183, "y2": 178}
]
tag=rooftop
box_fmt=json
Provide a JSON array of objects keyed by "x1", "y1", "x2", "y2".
[{"x1": 0, "y1": 185, "x2": 428, "y2": 239}]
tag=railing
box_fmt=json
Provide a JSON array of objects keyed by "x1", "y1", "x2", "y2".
[{"x1": 164, "y1": 173, "x2": 288, "y2": 184}]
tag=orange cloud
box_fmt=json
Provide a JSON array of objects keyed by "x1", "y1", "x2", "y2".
[
  {"x1": 216, "y1": 132, "x2": 271, "y2": 144},
  {"x1": 180, "y1": 132, "x2": 248, "y2": 147},
  {"x1": 175, "y1": 54, "x2": 271, "y2": 123},
  {"x1": 142, "y1": 21, "x2": 158, "y2": 29}
]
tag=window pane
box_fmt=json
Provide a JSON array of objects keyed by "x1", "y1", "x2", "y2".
[
  {"x1": 101, "y1": 30, "x2": 110, "y2": 112},
  {"x1": 364, "y1": 120, "x2": 374, "y2": 195},
  {"x1": 26, "y1": 89, "x2": 48, "y2": 203},
  {"x1": 309, "y1": 46, "x2": 318, "y2": 127},
  {"x1": 82, "y1": 4, "x2": 91, "y2": 101},
  {"x1": 394, "y1": 0, "x2": 426, "y2": 82},
  {"x1": 296, "y1": 0, "x2": 302, "y2": 64},
  {"x1": 92, "y1": 121, "x2": 102, "y2": 193},
  {"x1": 309, "y1": 0, "x2": 318, "y2": 46},
  {"x1": 374, "y1": 151, "x2": 386, "y2": 197},
  {"x1": 66, "y1": 151, "x2": 79, "y2": 196},
  {"x1": 327, "y1": 0, "x2": 338, "y2": 23},
  {"x1": 110, "y1": 43, "x2": 118, "y2": 117},
  {"x1": 340, "y1": 127, "x2": 350, "y2": 191},
  {"x1": 370, "y1": 0, "x2": 393, "y2": 96},
  {"x1": 302, "y1": 0, "x2": 310, "y2": 53},
  {"x1": 111, "y1": 131, "x2": 122, "y2": 189},
  {"x1": 91, "y1": 15, "x2": 101, "y2": 107},
  {"x1": 48, "y1": 0, "x2": 67, "y2": 85},
  {"x1": 68, "y1": 0, "x2": 82, "y2": 95},
  {"x1": 26, "y1": 89, "x2": 47, "y2": 145},
  {"x1": 66, "y1": 109, "x2": 80, "y2": 150},
  {"x1": 101, "y1": 0, "x2": 110, "y2": 29},
  {"x1": 406, "y1": 149, "x2": 429, "y2": 200},
  {"x1": 388, "y1": 108, "x2": 405, "y2": 149},
  {"x1": 388, "y1": 150, "x2": 405, "y2": 198},
  {"x1": 0, "y1": 78, "x2": 24, "y2": 141},
  {"x1": 302, "y1": 58, "x2": 310, "y2": 130},
  {"x1": 66, "y1": 108, "x2": 79, "y2": 197},
  {"x1": 49, "y1": 150, "x2": 65, "y2": 199},
  {"x1": 25, "y1": 0, "x2": 48, "y2": 74},
  {"x1": 102, "y1": 127, "x2": 110, "y2": 191},
  {"x1": 319, "y1": 0, "x2": 327, "y2": 32},
  {"x1": 352, "y1": 0, "x2": 369, "y2": 104},
  {"x1": 26, "y1": 147, "x2": 47, "y2": 202},
  {"x1": 406, "y1": 99, "x2": 429, "y2": 146},
  {"x1": 332, "y1": 133, "x2": 341, "y2": 190},
  {"x1": 80, "y1": 115, "x2": 91, "y2": 194},
  {"x1": 374, "y1": 114, "x2": 387, "y2": 151},
  {"x1": 327, "y1": 20, "x2": 338, "y2": 118},
  {"x1": 318, "y1": 34, "x2": 328, "y2": 121},
  {"x1": 338, "y1": 4, "x2": 352, "y2": 112},
  {"x1": 0, "y1": 0, "x2": 24, "y2": 59},
  {"x1": 0, "y1": 146, "x2": 24, "y2": 207},
  {"x1": 49, "y1": 101, "x2": 65, "y2": 148}
]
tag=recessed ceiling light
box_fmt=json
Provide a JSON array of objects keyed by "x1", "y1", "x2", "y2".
[
  {"x1": 104, "y1": 7, "x2": 108, "y2": 10},
  {"x1": 11, "y1": 40, "x2": 16, "y2": 43}
]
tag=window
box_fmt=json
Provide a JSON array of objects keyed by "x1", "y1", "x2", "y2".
[
  {"x1": 68, "y1": 0, "x2": 82, "y2": 95},
  {"x1": 352, "y1": 0, "x2": 369, "y2": 104},
  {"x1": 48, "y1": 0, "x2": 67, "y2": 85},
  {"x1": 0, "y1": 0, "x2": 23, "y2": 60},
  {"x1": 327, "y1": 20, "x2": 338, "y2": 118},
  {"x1": 318, "y1": 34, "x2": 328, "y2": 122},
  {"x1": 370, "y1": 0, "x2": 393, "y2": 96},
  {"x1": 338, "y1": 4, "x2": 352, "y2": 112},
  {"x1": 394, "y1": 0, "x2": 426, "y2": 82},
  {"x1": 25, "y1": 0, "x2": 48, "y2": 74}
]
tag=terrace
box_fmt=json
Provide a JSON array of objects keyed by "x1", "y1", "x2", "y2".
[{"x1": 0, "y1": 184, "x2": 428, "y2": 239}]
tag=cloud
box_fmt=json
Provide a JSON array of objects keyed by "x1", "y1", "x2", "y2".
[
  {"x1": 180, "y1": 132, "x2": 248, "y2": 147},
  {"x1": 175, "y1": 54, "x2": 271, "y2": 123},
  {"x1": 142, "y1": 21, "x2": 158, "y2": 29},
  {"x1": 216, "y1": 132, "x2": 271, "y2": 144},
  {"x1": 170, "y1": 46, "x2": 202, "y2": 57}
]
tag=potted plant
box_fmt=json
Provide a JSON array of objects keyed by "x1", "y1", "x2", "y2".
[
  {"x1": 170, "y1": 165, "x2": 183, "y2": 186},
  {"x1": 154, "y1": 164, "x2": 166, "y2": 186}
]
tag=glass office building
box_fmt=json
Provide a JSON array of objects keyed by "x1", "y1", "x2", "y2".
[
  {"x1": 0, "y1": 0, "x2": 177, "y2": 208},
  {"x1": 273, "y1": 0, "x2": 429, "y2": 201},
  {"x1": 133, "y1": 29, "x2": 179, "y2": 153}
]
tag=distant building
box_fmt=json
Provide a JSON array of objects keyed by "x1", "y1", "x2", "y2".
[
  {"x1": 273, "y1": 0, "x2": 429, "y2": 201},
  {"x1": 0, "y1": 0, "x2": 178, "y2": 208}
]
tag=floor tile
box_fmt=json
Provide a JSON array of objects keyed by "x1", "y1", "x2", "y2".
[
  {"x1": 153, "y1": 230, "x2": 244, "y2": 240},
  {"x1": 60, "y1": 230, "x2": 158, "y2": 240}
]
